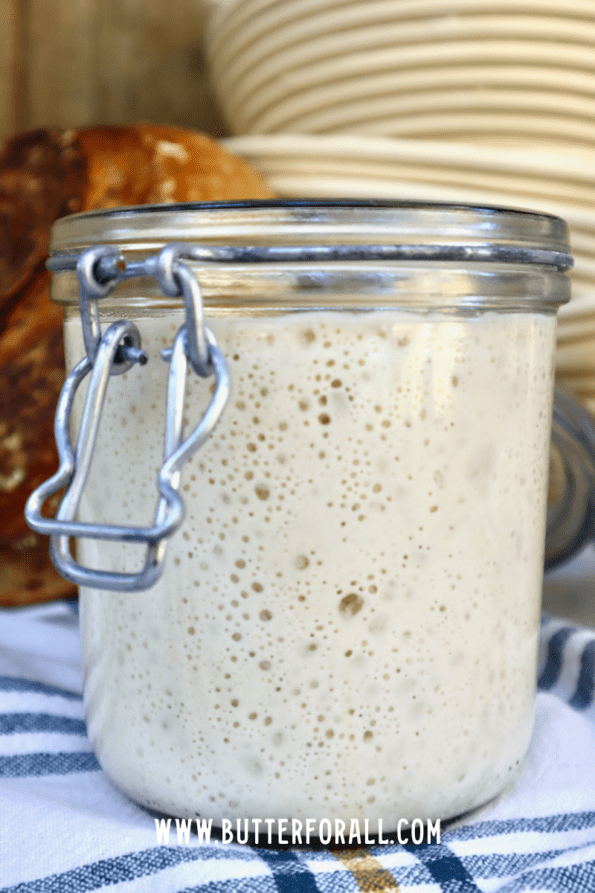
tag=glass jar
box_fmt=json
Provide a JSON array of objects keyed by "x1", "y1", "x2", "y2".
[{"x1": 41, "y1": 200, "x2": 572, "y2": 830}]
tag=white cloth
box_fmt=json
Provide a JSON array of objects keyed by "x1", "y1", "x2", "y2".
[{"x1": 1, "y1": 601, "x2": 595, "y2": 892}]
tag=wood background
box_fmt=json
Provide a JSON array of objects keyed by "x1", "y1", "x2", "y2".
[{"x1": 0, "y1": 0, "x2": 228, "y2": 144}]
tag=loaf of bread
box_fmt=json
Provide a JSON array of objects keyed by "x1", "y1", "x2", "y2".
[{"x1": 0, "y1": 125, "x2": 274, "y2": 605}]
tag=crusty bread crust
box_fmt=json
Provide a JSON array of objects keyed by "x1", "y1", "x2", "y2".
[{"x1": 76, "y1": 124, "x2": 273, "y2": 209}]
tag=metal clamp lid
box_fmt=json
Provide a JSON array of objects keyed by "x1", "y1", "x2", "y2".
[
  {"x1": 47, "y1": 240, "x2": 574, "y2": 272},
  {"x1": 25, "y1": 244, "x2": 231, "y2": 592}
]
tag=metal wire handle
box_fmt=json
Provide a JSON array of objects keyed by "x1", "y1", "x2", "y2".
[{"x1": 25, "y1": 245, "x2": 231, "y2": 592}]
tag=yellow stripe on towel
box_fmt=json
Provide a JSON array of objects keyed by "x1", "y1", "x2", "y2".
[{"x1": 331, "y1": 847, "x2": 401, "y2": 892}]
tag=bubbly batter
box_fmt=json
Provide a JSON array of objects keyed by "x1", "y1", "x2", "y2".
[{"x1": 67, "y1": 308, "x2": 555, "y2": 828}]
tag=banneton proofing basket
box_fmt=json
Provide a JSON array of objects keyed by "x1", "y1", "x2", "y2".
[{"x1": 27, "y1": 200, "x2": 575, "y2": 830}]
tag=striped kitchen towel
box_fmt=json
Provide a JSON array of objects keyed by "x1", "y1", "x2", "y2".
[{"x1": 1, "y1": 602, "x2": 595, "y2": 892}]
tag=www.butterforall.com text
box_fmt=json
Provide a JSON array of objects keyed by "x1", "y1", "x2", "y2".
[{"x1": 155, "y1": 817, "x2": 441, "y2": 846}]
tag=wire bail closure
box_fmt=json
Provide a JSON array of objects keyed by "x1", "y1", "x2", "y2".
[{"x1": 25, "y1": 245, "x2": 231, "y2": 592}]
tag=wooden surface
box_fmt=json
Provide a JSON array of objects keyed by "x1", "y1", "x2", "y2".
[{"x1": 0, "y1": 0, "x2": 228, "y2": 144}]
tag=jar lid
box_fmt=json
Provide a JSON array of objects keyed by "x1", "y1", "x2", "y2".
[{"x1": 50, "y1": 199, "x2": 573, "y2": 269}]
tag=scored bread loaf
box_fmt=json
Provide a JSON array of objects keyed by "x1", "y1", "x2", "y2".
[{"x1": 0, "y1": 124, "x2": 274, "y2": 605}]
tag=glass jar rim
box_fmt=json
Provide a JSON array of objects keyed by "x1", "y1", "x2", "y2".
[{"x1": 49, "y1": 199, "x2": 573, "y2": 269}]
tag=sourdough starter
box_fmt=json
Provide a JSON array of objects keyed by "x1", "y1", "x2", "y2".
[{"x1": 67, "y1": 308, "x2": 555, "y2": 828}]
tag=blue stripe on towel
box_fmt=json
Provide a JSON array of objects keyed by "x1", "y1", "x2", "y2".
[
  {"x1": 446, "y1": 810, "x2": 595, "y2": 841},
  {"x1": 0, "y1": 676, "x2": 82, "y2": 701},
  {"x1": 405, "y1": 840, "x2": 481, "y2": 891},
  {"x1": 0, "y1": 712, "x2": 87, "y2": 736},
  {"x1": 0, "y1": 751, "x2": 99, "y2": 777},
  {"x1": 461, "y1": 849, "x2": 567, "y2": 879},
  {"x1": 258, "y1": 849, "x2": 320, "y2": 893},
  {"x1": 570, "y1": 640, "x2": 595, "y2": 710},
  {"x1": 499, "y1": 859, "x2": 595, "y2": 891},
  {"x1": 178, "y1": 882, "x2": 278, "y2": 893},
  {"x1": 538, "y1": 627, "x2": 574, "y2": 690}
]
